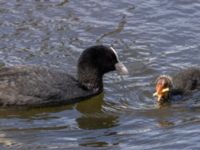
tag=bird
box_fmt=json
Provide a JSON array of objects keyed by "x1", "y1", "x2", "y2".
[
  {"x1": 153, "y1": 67, "x2": 200, "y2": 104},
  {"x1": 0, "y1": 45, "x2": 128, "y2": 107}
]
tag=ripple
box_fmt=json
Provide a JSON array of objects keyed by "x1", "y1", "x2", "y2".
[{"x1": 1, "y1": 0, "x2": 200, "y2": 149}]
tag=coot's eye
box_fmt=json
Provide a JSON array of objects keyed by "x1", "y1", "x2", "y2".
[{"x1": 107, "y1": 54, "x2": 117, "y2": 63}]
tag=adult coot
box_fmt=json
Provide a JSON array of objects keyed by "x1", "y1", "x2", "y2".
[
  {"x1": 0, "y1": 45, "x2": 128, "y2": 107},
  {"x1": 153, "y1": 67, "x2": 200, "y2": 103}
]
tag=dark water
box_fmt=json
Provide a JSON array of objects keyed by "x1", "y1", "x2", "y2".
[{"x1": 0, "y1": 0, "x2": 200, "y2": 149}]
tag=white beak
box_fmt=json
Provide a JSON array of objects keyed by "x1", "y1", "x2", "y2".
[
  {"x1": 110, "y1": 47, "x2": 128, "y2": 75},
  {"x1": 115, "y1": 62, "x2": 129, "y2": 75}
]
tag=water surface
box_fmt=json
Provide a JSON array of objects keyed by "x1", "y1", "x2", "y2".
[{"x1": 0, "y1": 0, "x2": 200, "y2": 149}]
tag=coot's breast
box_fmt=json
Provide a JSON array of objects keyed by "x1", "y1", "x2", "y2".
[{"x1": 0, "y1": 66, "x2": 97, "y2": 106}]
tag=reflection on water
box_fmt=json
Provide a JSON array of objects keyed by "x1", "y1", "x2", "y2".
[
  {"x1": 1, "y1": 0, "x2": 200, "y2": 149},
  {"x1": 0, "y1": 93, "x2": 117, "y2": 127},
  {"x1": 76, "y1": 93, "x2": 119, "y2": 130},
  {"x1": 0, "y1": 93, "x2": 119, "y2": 149},
  {"x1": 0, "y1": 133, "x2": 19, "y2": 148},
  {"x1": 76, "y1": 93, "x2": 104, "y2": 114}
]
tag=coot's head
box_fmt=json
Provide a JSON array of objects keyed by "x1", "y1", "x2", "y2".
[
  {"x1": 153, "y1": 75, "x2": 173, "y2": 103},
  {"x1": 78, "y1": 45, "x2": 128, "y2": 91}
]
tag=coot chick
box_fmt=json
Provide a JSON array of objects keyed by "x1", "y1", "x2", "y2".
[
  {"x1": 0, "y1": 45, "x2": 128, "y2": 107},
  {"x1": 153, "y1": 68, "x2": 200, "y2": 103}
]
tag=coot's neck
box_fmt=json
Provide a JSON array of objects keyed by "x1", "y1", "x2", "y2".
[{"x1": 77, "y1": 67, "x2": 103, "y2": 92}]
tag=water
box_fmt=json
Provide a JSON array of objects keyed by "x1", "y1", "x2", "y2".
[{"x1": 0, "y1": 0, "x2": 200, "y2": 149}]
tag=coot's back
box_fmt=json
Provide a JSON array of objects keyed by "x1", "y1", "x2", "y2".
[{"x1": 0, "y1": 66, "x2": 97, "y2": 107}]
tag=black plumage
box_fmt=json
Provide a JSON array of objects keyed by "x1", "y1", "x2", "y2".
[
  {"x1": 154, "y1": 68, "x2": 200, "y2": 103},
  {"x1": 0, "y1": 45, "x2": 128, "y2": 107}
]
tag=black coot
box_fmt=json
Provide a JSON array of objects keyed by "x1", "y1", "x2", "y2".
[
  {"x1": 0, "y1": 45, "x2": 128, "y2": 107},
  {"x1": 153, "y1": 67, "x2": 200, "y2": 103}
]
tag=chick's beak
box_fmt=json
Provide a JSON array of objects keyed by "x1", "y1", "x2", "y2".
[{"x1": 153, "y1": 87, "x2": 170, "y2": 102}]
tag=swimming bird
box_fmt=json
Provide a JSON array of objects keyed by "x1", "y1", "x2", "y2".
[
  {"x1": 153, "y1": 68, "x2": 200, "y2": 103},
  {"x1": 0, "y1": 45, "x2": 128, "y2": 107}
]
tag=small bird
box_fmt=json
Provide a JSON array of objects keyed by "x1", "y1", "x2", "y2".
[
  {"x1": 153, "y1": 68, "x2": 200, "y2": 103},
  {"x1": 0, "y1": 45, "x2": 128, "y2": 107}
]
